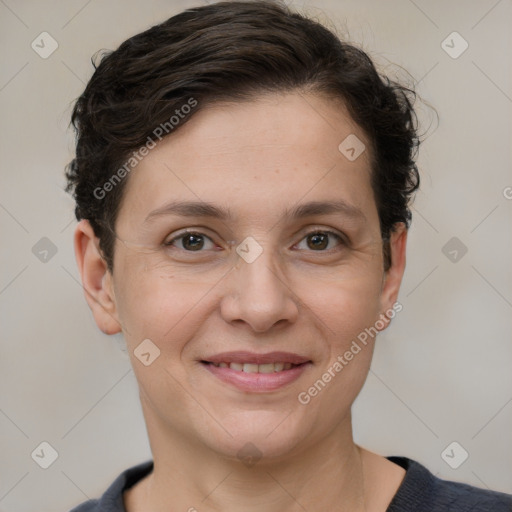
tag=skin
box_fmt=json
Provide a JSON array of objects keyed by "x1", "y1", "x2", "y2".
[{"x1": 74, "y1": 92, "x2": 408, "y2": 512}]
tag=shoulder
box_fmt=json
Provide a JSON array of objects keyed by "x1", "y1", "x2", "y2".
[
  {"x1": 69, "y1": 498, "x2": 99, "y2": 511},
  {"x1": 386, "y1": 456, "x2": 512, "y2": 512},
  {"x1": 67, "y1": 460, "x2": 154, "y2": 512}
]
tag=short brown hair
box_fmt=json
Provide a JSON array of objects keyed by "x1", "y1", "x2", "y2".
[{"x1": 65, "y1": 0, "x2": 421, "y2": 272}]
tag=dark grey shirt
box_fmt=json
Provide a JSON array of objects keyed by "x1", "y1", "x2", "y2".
[{"x1": 69, "y1": 456, "x2": 512, "y2": 511}]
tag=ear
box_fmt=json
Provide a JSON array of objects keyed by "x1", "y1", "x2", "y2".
[
  {"x1": 74, "y1": 219, "x2": 121, "y2": 335},
  {"x1": 377, "y1": 222, "x2": 407, "y2": 330}
]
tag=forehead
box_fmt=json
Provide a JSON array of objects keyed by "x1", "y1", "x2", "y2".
[
  {"x1": 157, "y1": 92, "x2": 368, "y2": 165},
  {"x1": 117, "y1": 92, "x2": 376, "y2": 227}
]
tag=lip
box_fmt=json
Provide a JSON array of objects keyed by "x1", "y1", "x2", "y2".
[
  {"x1": 202, "y1": 351, "x2": 310, "y2": 365},
  {"x1": 203, "y1": 362, "x2": 310, "y2": 392},
  {"x1": 200, "y1": 351, "x2": 312, "y2": 393}
]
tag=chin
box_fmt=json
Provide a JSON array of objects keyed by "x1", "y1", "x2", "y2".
[{"x1": 199, "y1": 408, "x2": 312, "y2": 464}]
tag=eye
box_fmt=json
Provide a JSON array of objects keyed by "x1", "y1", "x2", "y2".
[
  {"x1": 164, "y1": 230, "x2": 217, "y2": 252},
  {"x1": 295, "y1": 230, "x2": 345, "y2": 251},
  {"x1": 163, "y1": 228, "x2": 346, "y2": 254}
]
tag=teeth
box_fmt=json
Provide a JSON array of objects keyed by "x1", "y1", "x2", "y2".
[
  {"x1": 210, "y1": 361, "x2": 300, "y2": 373},
  {"x1": 258, "y1": 363, "x2": 275, "y2": 374},
  {"x1": 243, "y1": 363, "x2": 259, "y2": 373}
]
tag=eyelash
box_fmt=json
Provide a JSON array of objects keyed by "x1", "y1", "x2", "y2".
[{"x1": 163, "y1": 228, "x2": 347, "y2": 254}]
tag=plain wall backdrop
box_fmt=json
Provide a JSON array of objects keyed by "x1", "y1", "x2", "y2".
[{"x1": 0, "y1": 0, "x2": 511, "y2": 510}]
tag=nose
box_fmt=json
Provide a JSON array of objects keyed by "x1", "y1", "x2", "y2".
[{"x1": 220, "y1": 244, "x2": 299, "y2": 333}]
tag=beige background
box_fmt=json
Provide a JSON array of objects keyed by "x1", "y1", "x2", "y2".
[{"x1": 0, "y1": 0, "x2": 511, "y2": 510}]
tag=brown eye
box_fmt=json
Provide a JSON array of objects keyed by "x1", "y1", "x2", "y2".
[
  {"x1": 307, "y1": 232, "x2": 329, "y2": 250},
  {"x1": 296, "y1": 231, "x2": 344, "y2": 251},
  {"x1": 165, "y1": 231, "x2": 215, "y2": 251},
  {"x1": 181, "y1": 233, "x2": 205, "y2": 251}
]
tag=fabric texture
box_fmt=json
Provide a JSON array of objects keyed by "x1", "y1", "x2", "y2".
[{"x1": 69, "y1": 456, "x2": 512, "y2": 511}]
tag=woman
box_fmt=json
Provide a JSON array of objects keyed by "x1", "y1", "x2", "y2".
[{"x1": 65, "y1": 1, "x2": 512, "y2": 511}]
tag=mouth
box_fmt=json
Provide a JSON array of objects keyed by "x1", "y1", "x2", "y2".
[
  {"x1": 200, "y1": 351, "x2": 312, "y2": 392},
  {"x1": 202, "y1": 361, "x2": 304, "y2": 373}
]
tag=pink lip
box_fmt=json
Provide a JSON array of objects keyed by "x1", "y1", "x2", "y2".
[
  {"x1": 200, "y1": 351, "x2": 312, "y2": 392},
  {"x1": 203, "y1": 351, "x2": 310, "y2": 365}
]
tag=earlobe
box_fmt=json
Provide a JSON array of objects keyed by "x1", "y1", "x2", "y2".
[
  {"x1": 74, "y1": 219, "x2": 121, "y2": 335},
  {"x1": 377, "y1": 223, "x2": 407, "y2": 330}
]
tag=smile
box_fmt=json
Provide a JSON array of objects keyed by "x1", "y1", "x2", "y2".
[
  {"x1": 207, "y1": 362, "x2": 299, "y2": 373},
  {"x1": 200, "y1": 352, "x2": 312, "y2": 392}
]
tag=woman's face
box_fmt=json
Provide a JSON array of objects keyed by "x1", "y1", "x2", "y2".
[{"x1": 93, "y1": 92, "x2": 406, "y2": 461}]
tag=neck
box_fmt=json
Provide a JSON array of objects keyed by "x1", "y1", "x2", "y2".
[{"x1": 133, "y1": 402, "x2": 368, "y2": 512}]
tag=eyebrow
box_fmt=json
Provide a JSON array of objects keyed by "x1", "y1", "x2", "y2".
[{"x1": 144, "y1": 199, "x2": 366, "y2": 223}]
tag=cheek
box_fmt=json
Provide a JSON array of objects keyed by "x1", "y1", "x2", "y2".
[
  {"x1": 295, "y1": 278, "x2": 381, "y2": 421},
  {"x1": 306, "y1": 271, "x2": 383, "y2": 345},
  {"x1": 114, "y1": 230, "x2": 384, "y2": 343},
  {"x1": 113, "y1": 255, "x2": 194, "y2": 350}
]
